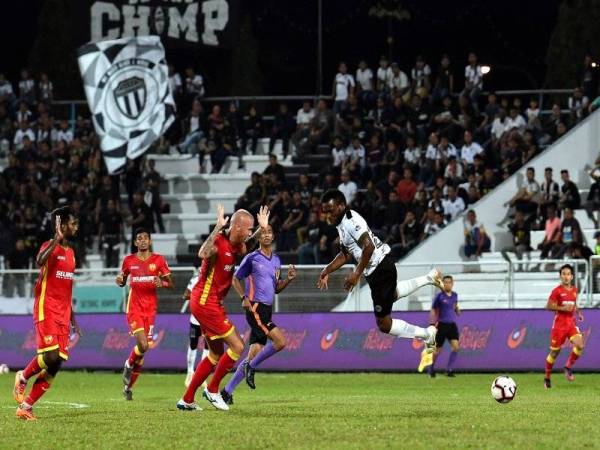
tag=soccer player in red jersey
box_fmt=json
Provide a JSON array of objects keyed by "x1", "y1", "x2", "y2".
[
  {"x1": 13, "y1": 207, "x2": 81, "y2": 421},
  {"x1": 544, "y1": 264, "x2": 585, "y2": 389},
  {"x1": 116, "y1": 228, "x2": 173, "y2": 400},
  {"x1": 177, "y1": 205, "x2": 269, "y2": 411}
]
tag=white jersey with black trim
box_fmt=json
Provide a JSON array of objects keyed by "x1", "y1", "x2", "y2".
[
  {"x1": 336, "y1": 209, "x2": 390, "y2": 276},
  {"x1": 187, "y1": 275, "x2": 200, "y2": 325}
]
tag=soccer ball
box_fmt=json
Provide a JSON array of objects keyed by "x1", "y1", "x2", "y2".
[
  {"x1": 0, "y1": 364, "x2": 9, "y2": 374},
  {"x1": 491, "y1": 375, "x2": 517, "y2": 403}
]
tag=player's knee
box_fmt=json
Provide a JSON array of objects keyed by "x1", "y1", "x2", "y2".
[
  {"x1": 138, "y1": 341, "x2": 149, "y2": 353},
  {"x1": 230, "y1": 342, "x2": 244, "y2": 357},
  {"x1": 273, "y1": 338, "x2": 286, "y2": 352},
  {"x1": 44, "y1": 351, "x2": 62, "y2": 373}
]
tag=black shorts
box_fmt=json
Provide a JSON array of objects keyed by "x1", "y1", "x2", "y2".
[
  {"x1": 435, "y1": 322, "x2": 459, "y2": 347},
  {"x1": 365, "y1": 254, "x2": 398, "y2": 318},
  {"x1": 245, "y1": 301, "x2": 277, "y2": 345}
]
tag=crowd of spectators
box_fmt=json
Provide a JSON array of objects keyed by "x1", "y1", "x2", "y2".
[
  {"x1": 0, "y1": 69, "x2": 170, "y2": 282},
  {"x1": 233, "y1": 53, "x2": 600, "y2": 263}
]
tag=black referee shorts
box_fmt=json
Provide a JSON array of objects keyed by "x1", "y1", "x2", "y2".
[
  {"x1": 245, "y1": 301, "x2": 277, "y2": 346},
  {"x1": 435, "y1": 322, "x2": 460, "y2": 347},
  {"x1": 365, "y1": 254, "x2": 398, "y2": 318}
]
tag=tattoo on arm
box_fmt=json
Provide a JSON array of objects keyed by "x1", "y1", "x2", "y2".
[{"x1": 198, "y1": 227, "x2": 221, "y2": 259}]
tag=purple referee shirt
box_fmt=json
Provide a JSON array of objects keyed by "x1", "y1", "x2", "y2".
[{"x1": 234, "y1": 249, "x2": 281, "y2": 305}]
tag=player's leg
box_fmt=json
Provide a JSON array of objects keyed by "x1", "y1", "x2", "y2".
[
  {"x1": 245, "y1": 304, "x2": 283, "y2": 388},
  {"x1": 446, "y1": 323, "x2": 460, "y2": 376},
  {"x1": 564, "y1": 331, "x2": 585, "y2": 381},
  {"x1": 179, "y1": 337, "x2": 223, "y2": 409},
  {"x1": 427, "y1": 325, "x2": 446, "y2": 377},
  {"x1": 185, "y1": 321, "x2": 201, "y2": 387},
  {"x1": 545, "y1": 327, "x2": 564, "y2": 388},
  {"x1": 223, "y1": 342, "x2": 262, "y2": 402},
  {"x1": 206, "y1": 329, "x2": 244, "y2": 397},
  {"x1": 123, "y1": 328, "x2": 149, "y2": 400},
  {"x1": 17, "y1": 346, "x2": 65, "y2": 420},
  {"x1": 396, "y1": 268, "x2": 443, "y2": 299}
]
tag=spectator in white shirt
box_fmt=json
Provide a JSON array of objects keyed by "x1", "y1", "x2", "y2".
[
  {"x1": 291, "y1": 101, "x2": 315, "y2": 154},
  {"x1": 568, "y1": 87, "x2": 589, "y2": 124},
  {"x1": 343, "y1": 136, "x2": 366, "y2": 178},
  {"x1": 18, "y1": 69, "x2": 35, "y2": 105},
  {"x1": 460, "y1": 130, "x2": 484, "y2": 166},
  {"x1": 403, "y1": 136, "x2": 421, "y2": 170},
  {"x1": 438, "y1": 135, "x2": 459, "y2": 160},
  {"x1": 332, "y1": 62, "x2": 355, "y2": 116},
  {"x1": 13, "y1": 121, "x2": 35, "y2": 150},
  {"x1": 168, "y1": 64, "x2": 183, "y2": 102},
  {"x1": 38, "y1": 72, "x2": 53, "y2": 105},
  {"x1": 411, "y1": 55, "x2": 431, "y2": 98},
  {"x1": 0, "y1": 73, "x2": 14, "y2": 105},
  {"x1": 338, "y1": 169, "x2": 358, "y2": 205},
  {"x1": 504, "y1": 107, "x2": 527, "y2": 135},
  {"x1": 525, "y1": 98, "x2": 541, "y2": 130},
  {"x1": 356, "y1": 60, "x2": 375, "y2": 110},
  {"x1": 444, "y1": 156, "x2": 464, "y2": 182},
  {"x1": 376, "y1": 55, "x2": 393, "y2": 96},
  {"x1": 331, "y1": 135, "x2": 347, "y2": 171},
  {"x1": 15, "y1": 102, "x2": 32, "y2": 126},
  {"x1": 443, "y1": 185, "x2": 466, "y2": 221},
  {"x1": 388, "y1": 62, "x2": 409, "y2": 98},
  {"x1": 185, "y1": 67, "x2": 205, "y2": 102},
  {"x1": 491, "y1": 109, "x2": 508, "y2": 142},
  {"x1": 56, "y1": 120, "x2": 74, "y2": 144},
  {"x1": 462, "y1": 52, "x2": 483, "y2": 113}
]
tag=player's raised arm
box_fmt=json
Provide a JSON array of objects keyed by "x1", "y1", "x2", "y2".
[
  {"x1": 276, "y1": 264, "x2": 296, "y2": 293},
  {"x1": 36, "y1": 216, "x2": 63, "y2": 267},
  {"x1": 343, "y1": 232, "x2": 375, "y2": 291},
  {"x1": 198, "y1": 204, "x2": 229, "y2": 259}
]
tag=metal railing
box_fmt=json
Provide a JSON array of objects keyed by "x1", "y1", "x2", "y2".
[{"x1": 1, "y1": 258, "x2": 595, "y2": 314}]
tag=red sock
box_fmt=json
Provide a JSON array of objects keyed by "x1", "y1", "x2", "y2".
[
  {"x1": 566, "y1": 348, "x2": 582, "y2": 368},
  {"x1": 545, "y1": 353, "x2": 555, "y2": 378},
  {"x1": 127, "y1": 346, "x2": 144, "y2": 366},
  {"x1": 128, "y1": 359, "x2": 144, "y2": 389},
  {"x1": 207, "y1": 349, "x2": 240, "y2": 393},
  {"x1": 183, "y1": 355, "x2": 217, "y2": 403},
  {"x1": 23, "y1": 355, "x2": 46, "y2": 380},
  {"x1": 24, "y1": 374, "x2": 51, "y2": 406}
]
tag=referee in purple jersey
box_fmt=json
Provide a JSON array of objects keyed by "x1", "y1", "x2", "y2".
[
  {"x1": 221, "y1": 223, "x2": 296, "y2": 405},
  {"x1": 427, "y1": 275, "x2": 461, "y2": 377}
]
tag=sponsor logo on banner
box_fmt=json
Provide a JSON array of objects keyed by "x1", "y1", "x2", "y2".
[
  {"x1": 321, "y1": 328, "x2": 394, "y2": 354},
  {"x1": 459, "y1": 326, "x2": 492, "y2": 351},
  {"x1": 279, "y1": 328, "x2": 307, "y2": 352},
  {"x1": 103, "y1": 328, "x2": 133, "y2": 351},
  {"x1": 508, "y1": 323, "x2": 593, "y2": 350},
  {"x1": 363, "y1": 329, "x2": 395, "y2": 352},
  {"x1": 507, "y1": 325, "x2": 528, "y2": 349},
  {"x1": 320, "y1": 329, "x2": 339, "y2": 351}
]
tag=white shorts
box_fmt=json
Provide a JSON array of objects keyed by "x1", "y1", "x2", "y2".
[{"x1": 190, "y1": 314, "x2": 200, "y2": 326}]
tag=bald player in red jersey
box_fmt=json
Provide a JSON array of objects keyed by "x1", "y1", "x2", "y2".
[
  {"x1": 13, "y1": 206, "x2": 81, "y2": 421},
  {"x1": 544, "y1": 263, "x2": 585, "y2": 389},
  {"x1": 177, "y1": 205, "x2": 269, "y2": 412},
  {"x1": 116, "y1": 228, "x2": 173, "y2": 400}
]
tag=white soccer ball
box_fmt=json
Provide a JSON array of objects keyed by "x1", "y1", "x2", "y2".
[
  {"x1": 491, "y1": 375, "x2": 517, "y2": 403},
  {"x1": 0, "y1": 364, "x2": 9, "y2": 374}
]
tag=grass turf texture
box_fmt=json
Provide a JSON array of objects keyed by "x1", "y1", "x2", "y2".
[{"x1": 2, "y1": 372, "x2": 600, "y2": 449}]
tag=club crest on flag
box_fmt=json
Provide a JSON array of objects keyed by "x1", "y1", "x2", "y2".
[{"x1": 114, "y1": 76, "x2": 147, "y2": 120}]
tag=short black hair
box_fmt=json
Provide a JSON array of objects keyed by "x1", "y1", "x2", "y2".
[
  {"x1": 527, "y1": 167, "x2": 535, "y2": 172},
  {"x1": 135, "y1": 227, "x2": 151, "y2": 238},
  {"x1": 545, "y1": 167, "x2": 552, "y2": 172},
  {"x1": 559, "y1": 263, "x2": 574, "y2": 275},
  {"x1": 50, "y1": 206, "x2": 74, "y2": 225},
  {"x1": 561, "y1": 169, "x2": 569, "y2": 174},
  {"x1": 321, "y1": 189, "x2": 346, "y2": 205},
  {"x1": 443, "y1": 275, "x2": 453, "y2": 281}
]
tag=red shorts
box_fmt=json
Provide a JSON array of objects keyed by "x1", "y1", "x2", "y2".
[
  {"x1": 190, "y1": 300, "x2": 235, "y2": 341},
  {"x1": 550, "y1": 323, "x2": 581, "y2": 349},
  {"x1": 35, "y1": 319, "x2": 70, "y2": 360},
  {"x1": 127, "y1": 311, "x2": 156, "y2": 344}
]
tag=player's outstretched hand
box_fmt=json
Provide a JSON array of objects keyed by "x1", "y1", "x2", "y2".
[
  {"x1": 257, "y1": 205, "x2": 270, "y2": 229},
  {"x1": 115, "y1": 272, "x2": 125, "y2": 287},
  {"x1": 242, "y1": 296, "x2": 251, "y2": 311},
  {"x1": 343, "y1": 271, "x2": 360, "y2": 292},
  {"x1": 54, "y1": 215, "x2": 64, "y2": 241},
  {"x1": 317, "y1": 271, "x2": 329, "y2": 290},
  {"x1": 216, "y1": 204, "x2": 229, "y2": 230},
  {"x1": 287, "y1": 264, "x2": 296, "y2": 281}
]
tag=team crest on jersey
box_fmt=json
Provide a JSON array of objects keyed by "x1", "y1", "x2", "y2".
[
  {"x1": 148, "y1": 263, "x2": 156, "y2": 272},
  {"x1": 44, "y1": 336, "x2": 53, "y2": 344},
  {"x1": 275, "y1": 269, "x2": 281, "y2": 279}
]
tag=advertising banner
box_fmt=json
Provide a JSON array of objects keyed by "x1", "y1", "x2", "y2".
[{"x1": 0, "y1": 311, "x2": 596, "y2": 371}]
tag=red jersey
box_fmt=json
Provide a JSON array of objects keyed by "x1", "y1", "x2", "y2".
[
  {"x1": 549, "y1": 284, "x2": 577, "y2": 328},
  {"x1": 191, "y1": 233, "x2": 239, "y2": 306},
  {"x1": 33, "y1": 241, "x2": 76, "y2": 325},
  {"x1": 121, "y1": 253, "x2": 170, "y2": 316}
]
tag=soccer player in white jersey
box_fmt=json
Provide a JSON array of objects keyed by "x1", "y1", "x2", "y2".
[
  {"x1": 317, "y1": 189, "x2": 440, "y2": 350},
  {"x1": 181, "y1": 273, "x2": 209, "y2": 388}
]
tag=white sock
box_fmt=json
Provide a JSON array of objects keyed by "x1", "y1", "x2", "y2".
[
  {"x1": 389, "y1": 319, "x2": 428, "y2": 340},
  {"x1": 396, "y1": 275, "x2": 429, "y2": 299},
  {"x1": 186, "y1": 347, "x2": 197, "y2": 374}
]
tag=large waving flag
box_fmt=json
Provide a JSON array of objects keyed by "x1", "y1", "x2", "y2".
[{"x1": 77, "y1": 36, "x2": 175, "y2": 173}]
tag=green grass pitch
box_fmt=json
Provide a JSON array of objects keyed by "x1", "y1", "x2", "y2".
[{"x1": 2, "y1": 371, "x2": 600, "y2": 449}]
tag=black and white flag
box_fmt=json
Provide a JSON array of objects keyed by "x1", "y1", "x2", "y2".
[{"x1": 77, "y1": 36, "x2": 175, "y2": 173}]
